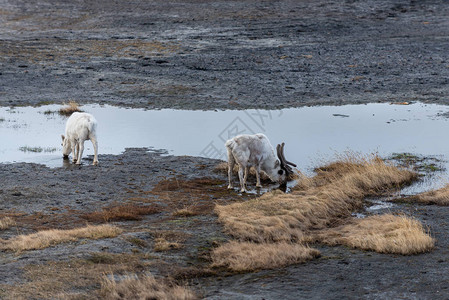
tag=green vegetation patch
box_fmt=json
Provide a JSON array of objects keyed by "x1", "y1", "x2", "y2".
[
  {"x1": 19, "y1": 146, "x2": 58, "y2": 153},
  {"x1": 389, "y1": 152, "x2": 444, "y2": 173}
]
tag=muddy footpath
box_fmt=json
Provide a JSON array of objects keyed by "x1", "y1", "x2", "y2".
[{"x1": 1, "y1": 0, "x2": 449, "y2": 299}]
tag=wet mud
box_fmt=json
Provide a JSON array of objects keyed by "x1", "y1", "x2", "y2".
[{"x1": 0, "y1": 0, "x2": 448, "y2": 110}]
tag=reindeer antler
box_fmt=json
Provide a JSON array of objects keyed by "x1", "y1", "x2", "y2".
[{"x1": 276, "y1": 142, "x2": 297, "y2": 175}]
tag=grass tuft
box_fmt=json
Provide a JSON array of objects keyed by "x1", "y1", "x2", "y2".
[
  {"x1": 309, "y1": 214, "x2": 435, "y2": 255},
  {"x1": 211, "y1": 241, "x2": 320, "y2": 271},
  {"x1": 0, "y1": 217, "x2": 16, "y2": 230},
  {"x1": 216, "y1": 155, "x2": 418, "y2": 244},
  {"x1": 154, "y1": 238, "x2": 182, "y2": 252},
  {"x1": 81, "y1": 204, "x2": 160, "y2": 223},
  {"x1": 404, "y1": 184, "x2": 449, "y2": 206},
  {"x1": 212, "y1": 154, "x2": 431, "y2": 271},
  {"x1": 172, "y1": 207, "x2": 198, "y2": 217},
  {"x1": 59, "y1": 101, "x2": 82, "y2": 116},
  {"x1": 0, "y1": 253, "x2": 151, "y2": 299},
  {"x1": 0, "y1": 224, "x2": 122, "y2": 252},
  {"x1": 100, "y1": 273, "x2": 196, "y2": 300}
]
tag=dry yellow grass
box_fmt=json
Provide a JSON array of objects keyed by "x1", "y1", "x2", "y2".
[
  {"x1": 215, "y1": 155, "x2": 417, "y2": 243},
  {"x1": 154, "y1": 237, "x2": 182, "y2": 252},
  {"x1": 81, "y1": 203, "x2": 160, "y2": 222},
  {"x1": 59, "y1": 101, "x2": 82, "y2": 116},
  {"x1": 408, "y1": 184, "x2": 449, "y2": 205},
  {"x1": 295, "y1": 153, "x2": 417, "y2": 192},
  {"x1": 0, "y1": 217, "x2": 15, "y2": 230},
  {"x1": 100, "y1": 274, "x2": 196, "y2": 300},
  {"x1": 172, "y1": 207, "x2": 198, "y2": 217},
  {"x1": 0, "y1": 224, "x2": 122, "y2": 252},
  {"x1": 211, "y1": 241, "x2": 320, "y2": 271},
  {"x1": 0, "y1": 253, "x2": 152, "y2": 299},
  {"x1": 309, "y1": 214, "x2": 434, "y2": 255},
  {"x1": 213, "y1": 154, "x2": 431, "y2": 271}
]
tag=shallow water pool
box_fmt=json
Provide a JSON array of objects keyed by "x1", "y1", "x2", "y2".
[{"x1": 1, "y1": 102, "x2": 449, "y2": 194}]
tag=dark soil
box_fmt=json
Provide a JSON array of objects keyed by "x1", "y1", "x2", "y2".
[
  {"x1": 0, "y1": 148, "x2": 448, "y2": 299},
  {"x1": 1, "y1": 0, "x2": 449, "y2": 299},
  {"x1": 0, "y1": 0, "x2": 448, "y2": 110}
]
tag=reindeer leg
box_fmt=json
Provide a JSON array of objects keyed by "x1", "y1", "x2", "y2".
[
  {"x1": 71, "y1": 141, "x2": 77, "y2": 163},
  {"x1": 238, "y1": 164, "x2": 247, "y2": 193},
  {"x1": 75, "y1": 142, "x2": 80, "y2": 161},
  {"x1": 91, "y1": 136, "x2": 99, "y2": 165},
  {"x1": 76, "y1": 140, "x2": 84, "y2": 165},
  {"x1": 255, "y1": 165, "x2": 262, "y2": 188},
  {"x1": 227, "y1": 149, "x2": 235, "y2": 189}
]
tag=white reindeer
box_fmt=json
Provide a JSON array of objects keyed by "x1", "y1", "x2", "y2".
[
  {"x1": 225, "y1": 133, "x2": 296, "y2": 193},
  {"x1": 61, "y1": 112, "x2": 99, "y2": 165}
]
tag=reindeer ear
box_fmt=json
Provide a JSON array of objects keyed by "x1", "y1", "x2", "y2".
[
  {"x1": 274, "y1": 160, "x2": 280, "y2": 168},
  {"x1": 61, "y1": 135, "x2": 65, "y2": 142}
]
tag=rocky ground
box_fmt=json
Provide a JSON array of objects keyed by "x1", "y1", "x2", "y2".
[{"x1": 1, "y1": 0, "x2": 449, "y2": 299}]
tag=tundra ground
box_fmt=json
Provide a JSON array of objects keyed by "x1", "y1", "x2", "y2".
[
  {"x1": 1, "y1": 0, "x2": 449, "y2": 298},
  {"x1": 0, "y1": 149, "x2": 449, "y2": 299},
  {"x1": 0, "y1": 0, "x2": 448, "y2": 110}
]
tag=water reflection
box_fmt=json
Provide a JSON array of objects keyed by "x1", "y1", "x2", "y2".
[
  {"x1": 1, "y1": 102, "x2": 449, "y2": 193},
  {"x1": 366, "y1": 199, "x2": 395, "y2": 212}
]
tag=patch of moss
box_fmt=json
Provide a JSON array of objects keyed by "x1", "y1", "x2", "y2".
[{"x1": 388, "y1": 152, "x2": 444, "y2": 173}]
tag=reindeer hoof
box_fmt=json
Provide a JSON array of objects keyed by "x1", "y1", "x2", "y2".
[
  {"x1": 240, "y1": 189, "x2": 247, "y2": 193},
  {"x1": 256, "y1": 184, "x2": 262, "y2": 188},
  {"x1": 93, "y1": 161, "x2": 99, "y2": 166},
  {"x1": 227, "y1": 185, "x2": 233, "y2": 189}
]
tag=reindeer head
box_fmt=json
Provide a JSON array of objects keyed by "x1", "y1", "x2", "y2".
[
  {"x1": 61, "y1": 135, "x2": 71, "y2": 158},
  {"x1": 276, "y1": 142, "x2": 297, "y2": 184}
]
